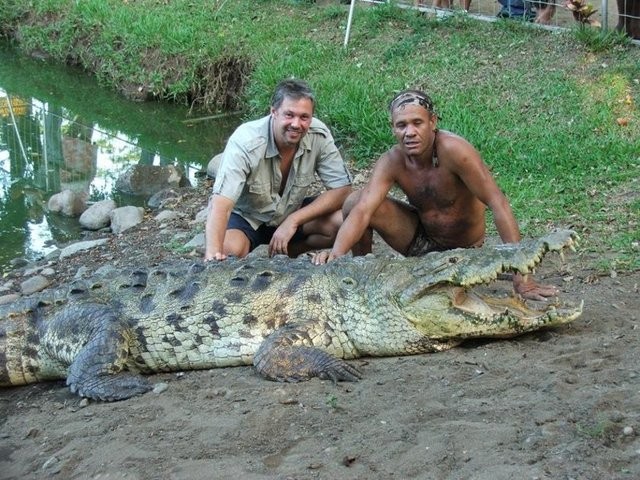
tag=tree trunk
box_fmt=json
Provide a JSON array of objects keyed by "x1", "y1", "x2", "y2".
[{"x1": 616, "y1": 0, "x2": 640, "y2": 39}]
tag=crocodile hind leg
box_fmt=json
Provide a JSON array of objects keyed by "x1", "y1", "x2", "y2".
[
  {"x1": 253, "y1": 323, "x2": 362, "y2": 383},
  {"x1": 46, "y1": 304, "x2": 152, "y2": 401}
]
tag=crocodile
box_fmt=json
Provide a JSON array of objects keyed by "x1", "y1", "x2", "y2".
[{"x1": 0, "y1": 229, "x2": 583, "y2": 401}]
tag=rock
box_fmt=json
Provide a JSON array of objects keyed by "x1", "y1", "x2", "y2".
[
  {"x1": 153, "y1": 382, "x2": 169, "y2": 394},
  {"x1": 59, "y1": 239, "x2": 108, "y2": 259},
  {"x1": 9, "y1": 257, "x2": 29, "y2": 269},
  {"x1": 115, "y1": 165, "x2": 191, "y2": 197},
  {"x1": 79, "y1": 199, "x2": 117, "y2": 230},
  {"x1": 44, "y1": 249, "x2": 61, "y2": 262},
  {"x1": 206, "y1": 153, "x2": 223, "y2": 178},
  {"x1": 184, "y1": 233, "x2": 205, "y2": 249},
  {"x1": 23, "y1": 266, "x2": 41, "y2": 276},
  {"x1": 154, "y1": 210, "x2": 180, "y2": 223},
  {"x1": 47, "y1": 189, "x2": 88, "y2": 217},
  {"x1": 0, "y1": 293, "x2": 21, "y2": 305},
  {"x1": 194, "y1": 207, "x2": 209, "y2": 223},
  {"x1": 40, "y1": 267, "x2": 55, "y2": 277},
  {"x1": 110, "y1": 206, "x2": 145, "y2": 234},
  {"x1": 20, "y1": 275, "x2": 50, "y2": 295},
  {"x1": 147, "y1": 188, "x2": 181, "y2": 209}
]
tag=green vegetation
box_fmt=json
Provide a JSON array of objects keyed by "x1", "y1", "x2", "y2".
[{"x1": 0, "y1": 0, "x2": 638, "y2": 271}]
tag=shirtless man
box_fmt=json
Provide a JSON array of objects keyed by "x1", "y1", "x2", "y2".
[{"x1": 313, "y1": 89, "x2": 558, "y2": 301}]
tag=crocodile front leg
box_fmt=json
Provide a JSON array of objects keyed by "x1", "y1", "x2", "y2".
[{"x1": 253, "y1": 322, "x2": 362, "y2": 383}]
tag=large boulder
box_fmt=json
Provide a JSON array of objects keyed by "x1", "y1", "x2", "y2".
[
  {"x1": 47, "y1": 189, "x2": 88, "y2": 217},
  {"x1": 79, "y1": 199, "x2": 117, "y2": 230},
  {"x1": 115, "y1": 165, "x2": 191, "y2": 197},
  {"x1": 110, "y1": 206, "x2": 144, "y2": 234}
]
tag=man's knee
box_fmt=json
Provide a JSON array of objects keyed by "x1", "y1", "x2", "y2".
[
  {"x1": 342, "y1": 190, "x2": 362, "y2": 217},
  {"x1": 312, "y1": 210, "x2": 343, "y2": 241},
  {"x1": 343, "y1": 190, "x2": 397, "y2": 226},
  {"x1": 327, "y1": 209, "x2": 344, "y2": 238},
  {"x1": 223, "y1": 229, "x2": 251, "y2": 258}
]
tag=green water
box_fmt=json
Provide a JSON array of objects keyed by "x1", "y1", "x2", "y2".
[{"x1": 0, "y1": 45, "x2": 239, "y2": 273}]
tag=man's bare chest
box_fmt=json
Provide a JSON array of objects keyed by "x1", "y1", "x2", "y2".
[{"x1": 397, "y1": 168, "x2": 460, "y2": 211}]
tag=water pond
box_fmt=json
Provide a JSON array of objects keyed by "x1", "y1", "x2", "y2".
[{"x1": 0, "y1": 45, "x2": 239, "y2": 273}]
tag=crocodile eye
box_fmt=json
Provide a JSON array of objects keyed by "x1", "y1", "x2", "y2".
[
  {"x1": 448, "y1": 257, "x2": 459, "y2": 264},
  {"x1": 341, "y1": 277, "x2": 357, "y2": 289}
]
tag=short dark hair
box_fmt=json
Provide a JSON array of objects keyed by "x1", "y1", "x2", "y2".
[{"x1": 271, "y1": 79, "x2": 316, "y2": 111}]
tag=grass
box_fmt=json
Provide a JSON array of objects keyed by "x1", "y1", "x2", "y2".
[{"x1": 0, "y1": 0, "x2": 638, "y2": 272}]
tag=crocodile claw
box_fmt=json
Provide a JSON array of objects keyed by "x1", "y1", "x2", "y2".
[{"x1": 254, "y1": 345, "x2": 362, "y2": 383}]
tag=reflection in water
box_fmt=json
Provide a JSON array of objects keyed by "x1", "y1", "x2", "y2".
[{"x1": 0, "y1": 47, "x2": 239, "y2": 273}]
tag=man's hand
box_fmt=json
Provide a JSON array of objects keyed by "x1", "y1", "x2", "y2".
[
  {"x1": 268, "y1": 217, "x2": 298, "y2": 256},
  {"x1": 205, "y1": 252, "x2": 228, "y2": 262},
  {"x1": 513, "y1": 273, "x2": 559, "y2": 301},
  {"x1": 308, "y1": 250, "x2": 336, "y2": 265}
]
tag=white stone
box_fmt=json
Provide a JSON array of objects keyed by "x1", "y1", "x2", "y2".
[
  {"x1": 60, "y1": 239, "x2": 108, "y2": 259},
  {"x1": 110, "y1": 206, "x2": 144, "y2": 234},
  {"x1": 79, "y1": 199, "x2": 117, "y2": 230}
]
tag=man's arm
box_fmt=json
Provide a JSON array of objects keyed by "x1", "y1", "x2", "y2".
[
  {"x1": 328, "y1": 155, "x2": 396, "y2": 259},
  {"x1": 447, "y1": 139, "x2": 558, "y2": 300},
  {"x1": 288, "y1": 185, "x2": 352, "y2": 227},
  {"x1": 444, "y1": 138, "x2": 521, "y2": 243},
  {"x1": 204, "y1": 194, "x2": 235, "y2": 261},
  {"x1": 269, "y1": 185, "x2": 352, "y2": 256}
]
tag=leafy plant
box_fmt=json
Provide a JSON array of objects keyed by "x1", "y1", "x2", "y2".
[{"x1": 564, "y1": 0, "x2": 600, "y2": 26}]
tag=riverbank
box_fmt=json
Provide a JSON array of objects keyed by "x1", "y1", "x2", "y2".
[{"x1": 1, "y1": 0, "x2": 638, "y2": 273}]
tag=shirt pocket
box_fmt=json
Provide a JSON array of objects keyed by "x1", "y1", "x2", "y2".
[
  {"x1": 287, "y1": 174, "x2": 315, "y2": 207},
  {"x1": 246, "y1": 181, "x2": 274, "y2": 212}
]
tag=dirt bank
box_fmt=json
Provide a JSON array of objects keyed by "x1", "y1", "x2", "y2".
[{"x1": 0, "y1": 181, "x2": 639, "y2": 480}]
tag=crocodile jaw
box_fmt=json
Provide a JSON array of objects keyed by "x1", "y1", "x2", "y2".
[{"x1": 404, "y1": 285, "x2": 584, "y2": 340}]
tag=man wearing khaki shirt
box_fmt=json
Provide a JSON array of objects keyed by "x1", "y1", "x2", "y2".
[{"x1": 205, "y1": 79, "x2": 352, "y2": 261}]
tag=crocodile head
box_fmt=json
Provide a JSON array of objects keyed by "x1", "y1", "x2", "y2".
[{"x1": 361, "y1": 229, "x2": 583, "y2": 341}]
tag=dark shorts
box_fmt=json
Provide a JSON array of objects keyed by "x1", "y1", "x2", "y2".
[
  {"x1": 405, "y1": 223, "x2": 484, "y2": 257},
  {"x1": 227, "y1": 197, "x2": 314, "y2": 252},
  {"x1": 405, "y1": 223, "x2": 448, "y2": 257}
]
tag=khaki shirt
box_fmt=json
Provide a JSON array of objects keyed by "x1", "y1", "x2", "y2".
[{"x1": 212, "y1": 115, "x2": 351, "y2": 229}]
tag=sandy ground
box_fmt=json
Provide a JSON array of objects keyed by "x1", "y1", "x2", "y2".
[{"x1": 0, "y1": 182, "x2": 639, "y2": 480}]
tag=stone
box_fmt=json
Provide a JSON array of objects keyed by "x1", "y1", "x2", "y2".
[
  {"x1": 110, "y1": 206, "x2": 144, "y2": 234},
  {"x1": 194, "y1": 207, "x2": 209, "y2": 224},
  {"x1": 0, "y1": 293, "x2": 21, "y2": 305},
  {"x1": 154, "y1": 210, "x2": 180, "y2": 223},
  {"x1": 147, "y1": 188, "x2": 181, "y2": 209},
  {"x1": 184, "y1": 233, "x2": 205, "y2": 249},
  {"x1": 79, "y1": 199, "x2": 117, "y2": 230},
  {"x1": 59, "y1": 239, "x2": 108, "y2": 259},
  {"x1": 20, "y1": 275, "x2": 50, "y2": 295},
  {"x1": 115, "y1": 165, "x2": 191, "y2": 197},
  {"x1": 47, "y1": 189, "x2": 88, "y2": 217}
]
